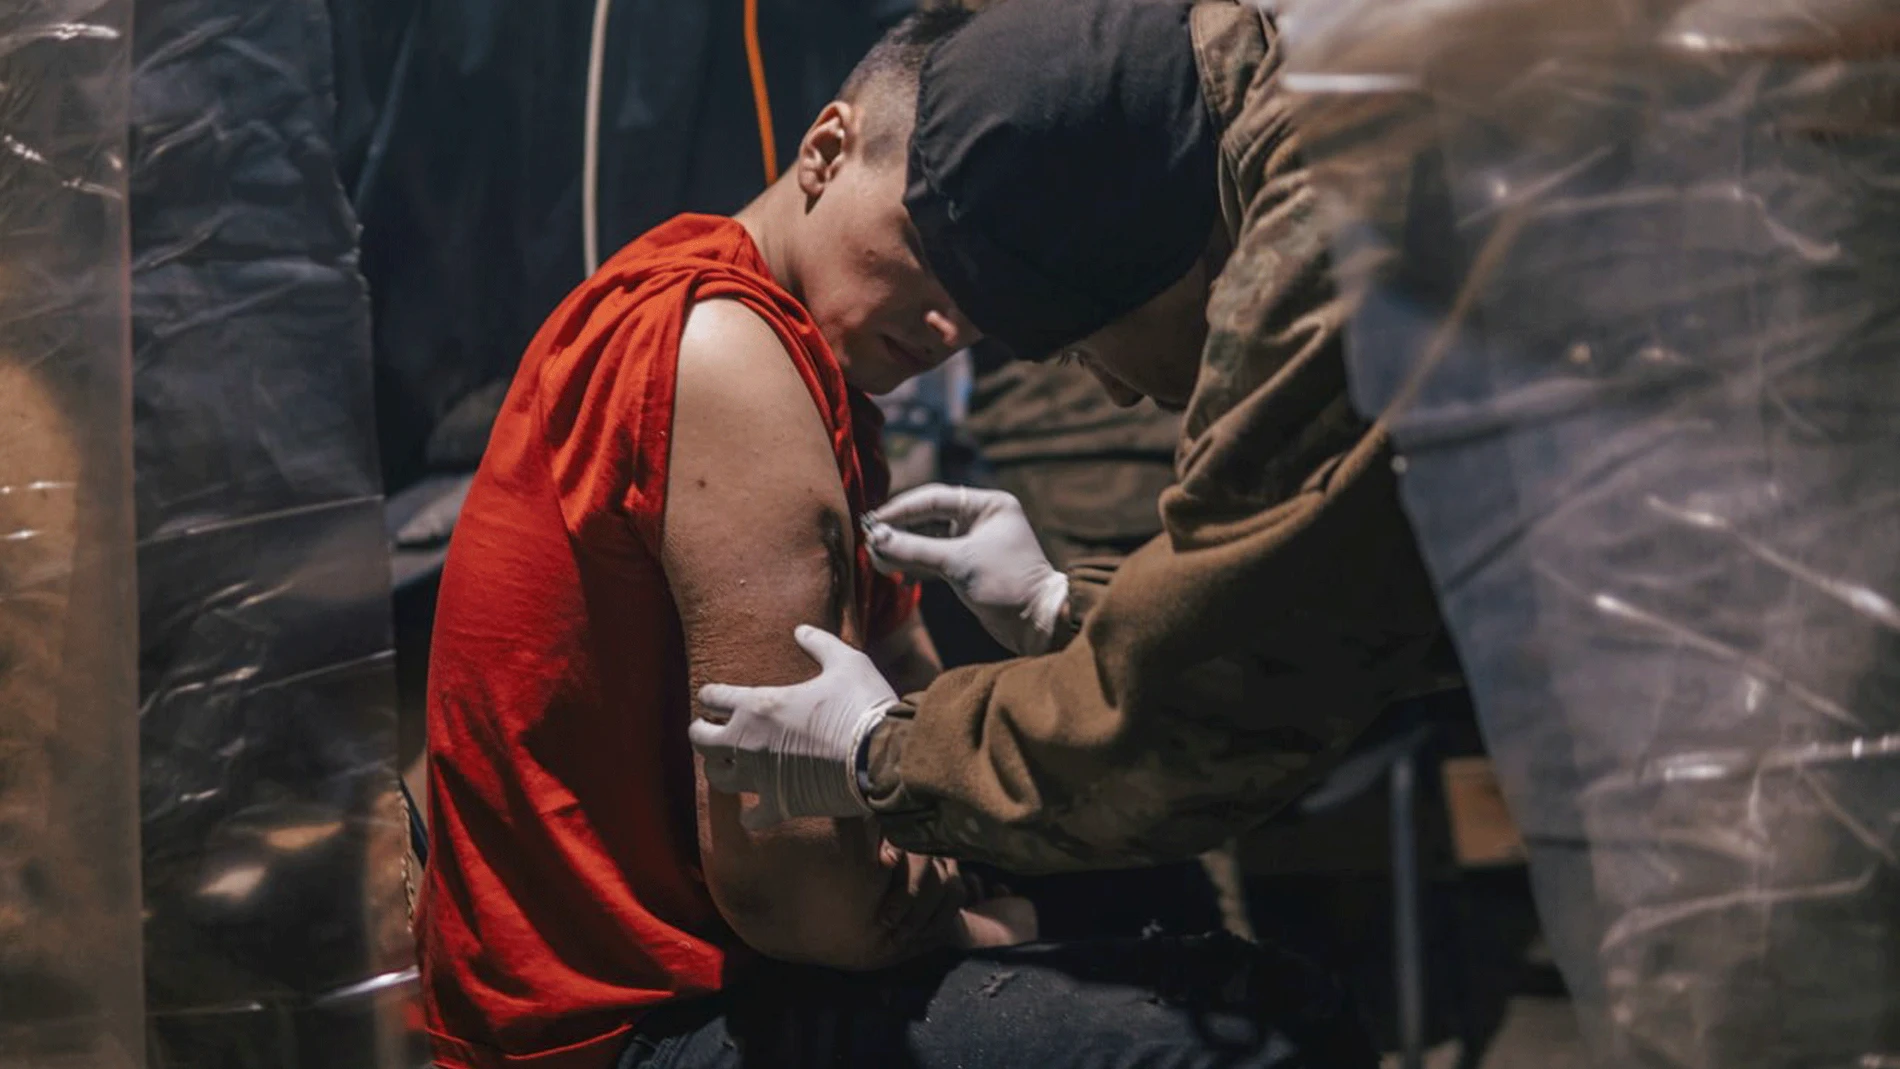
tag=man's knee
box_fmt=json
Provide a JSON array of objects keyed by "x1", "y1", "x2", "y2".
[
  {"x1": 715, "y1": 936, "x2": 1377, "y2": 1068},
  {"x1": 945, "y1": 933, "x2": 1378, "y2": 1068},
  {"x1": 1108, "y1": 932, "x2": 1374, "y2": 1067}
]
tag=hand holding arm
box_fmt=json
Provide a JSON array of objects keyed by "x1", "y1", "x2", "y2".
[
  {"x1": 691, "y1": 483, "x2": 1080, "y2": 823},
  {"x1": 667, "y1": 300, "x2": 1015, "y2": 968},
  {"x1": 693, "y1": 625, "x2": 894, "y2": 829}
]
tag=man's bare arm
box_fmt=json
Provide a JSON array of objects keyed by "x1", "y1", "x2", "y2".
[{"x1": 662, "y1": 299, "x2": 958, "y2": 969}]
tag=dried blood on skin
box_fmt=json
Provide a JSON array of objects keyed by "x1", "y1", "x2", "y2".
[{"x1": 818, "y1": 509, "x2": 853, "y2": 635}]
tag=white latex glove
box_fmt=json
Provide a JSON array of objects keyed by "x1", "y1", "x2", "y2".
[
  {"x1": 864, "y1": 484, "x2": 1070, "y2": 656},
  {"x1": 692, "y1": 625, "x2": 897, "y2": 830}
]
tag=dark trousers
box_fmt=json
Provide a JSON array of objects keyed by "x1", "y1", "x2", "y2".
[{"x1": 620, "y1": 932, "x2": 1376, "y2": 1069}]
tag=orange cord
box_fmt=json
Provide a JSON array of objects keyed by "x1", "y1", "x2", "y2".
[{"x1": 742, "y1": 0, "x2": 779, "y2": 185}]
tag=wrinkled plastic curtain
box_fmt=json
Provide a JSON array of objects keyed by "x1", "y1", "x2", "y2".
[
  {"x1": 1283, "y1": 2, "x2": 1900, "y2": 1066},
  {"x1": 0, "y1": 3, "x2": 145, "y2": 1067},
  {"x1": 129, "y1": 0, "x2": 422, "y2": 1065}
]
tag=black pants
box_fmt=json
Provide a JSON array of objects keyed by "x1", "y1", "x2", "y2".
[{"x1": 619, "y1": 932, "x2": 1376, "y2": 1069}]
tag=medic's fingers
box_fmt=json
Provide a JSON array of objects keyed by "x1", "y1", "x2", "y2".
[
  {"x1": 864, "y1": 523, "x2": 961, "y2": 579},
  {"x1": 868, "y1": 484, "x2": 983, "y2": 529},
  {"x1": 791, "y1": 624, "x2": 864, "y2": 669},
  {"x1": 686, "y1": 714, "x2": 726, "y2": 751},
  {"x1": 688, "y1": 721, "x2": 739, "y2": 787},
  {"x1": 694, "y1": 683, "x2": 748, "y2": 721},
  {"x1": 865, "y1": 536, "x2": 906, "y2": 578}
]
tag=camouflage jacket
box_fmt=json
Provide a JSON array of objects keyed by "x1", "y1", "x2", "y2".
[{"x1": 865, "y1": 0, "x2": 1444, "y2": 872}]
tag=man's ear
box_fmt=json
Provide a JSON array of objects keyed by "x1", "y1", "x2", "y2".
[{"x1": 795, "y1": 101, "x2": 857, "y2": 201}]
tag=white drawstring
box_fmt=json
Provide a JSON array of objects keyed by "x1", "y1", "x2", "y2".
[{"x1": 582, "y1": 0, "x2": 613, "y2": 276}]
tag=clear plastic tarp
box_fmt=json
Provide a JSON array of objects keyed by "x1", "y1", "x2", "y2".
[
  {"x1": 0, "y1": 1, "x2": 146, "y2": 1066},
  {"x1": 129, "y1": 0, "x2": 422, "y2": 1064},
  {"x1": 1283, "y1": 1, "x2": 1900, "y2": 1065}
]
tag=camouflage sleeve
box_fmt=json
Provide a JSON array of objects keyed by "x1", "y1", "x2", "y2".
[
  {"x1": 866, "y1": 418, "x2": 1439, "y2": 873},
  {"x1": 861, "y1": 2, "x2": 1443, "y2": 874}
]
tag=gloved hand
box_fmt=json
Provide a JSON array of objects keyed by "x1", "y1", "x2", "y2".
[
  {"x1": 691, "y1": 625, "x2": 897, "y2": 830},
  {"x1": 864, "y1": 484, "x2": 1070, "y2": 656}
]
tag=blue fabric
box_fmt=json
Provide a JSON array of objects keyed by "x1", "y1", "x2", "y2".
[{"x1": 620, "y1": 933, "x2": 1374, "y2": 1069}]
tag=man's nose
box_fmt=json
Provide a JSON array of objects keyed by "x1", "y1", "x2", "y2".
[{"x1": 924, "y1": 309, "x2": 980, "y2": 352}]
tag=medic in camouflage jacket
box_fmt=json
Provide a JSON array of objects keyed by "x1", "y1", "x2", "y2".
[{"x1": 863, "y1": 1, "x2": 1448, "y2": 872}]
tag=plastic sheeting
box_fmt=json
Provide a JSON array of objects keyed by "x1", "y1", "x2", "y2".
[
  {"x1": 1282, "y1": 2, "x2": 1900, "y2": 1065},
  {"x1": 129, "y1": 0, "x2": 421, "y2": 1065},
  {"x1": 0, "y1": 3, "x2": 145, "y2": 1066}
]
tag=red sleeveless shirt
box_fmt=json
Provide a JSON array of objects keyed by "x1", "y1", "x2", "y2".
[{"x1": 419, "y1": 215, "x2": 917, "y2": 1069}]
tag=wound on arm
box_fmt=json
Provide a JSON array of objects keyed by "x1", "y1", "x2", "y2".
[{"x1": 818, "y1": 509, "x2": 854, "y2": 636}]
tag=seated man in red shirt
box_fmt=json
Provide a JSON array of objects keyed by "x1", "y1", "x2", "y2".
[{"x1": 421, "y1": 10, "x2": 1373, "y2": 1069}]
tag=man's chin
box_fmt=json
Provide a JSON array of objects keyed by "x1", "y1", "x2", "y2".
[{"x1": 841, "y1": 363, "x2": 910, "y2": 397}]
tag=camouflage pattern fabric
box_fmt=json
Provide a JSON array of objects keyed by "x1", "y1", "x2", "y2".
[
  {"x1": 866, "y1": 1, "x2": 1444, "y2": 873},
  {"x1": 964, "y1": 356, "x2": 1181, "y2": 569}
]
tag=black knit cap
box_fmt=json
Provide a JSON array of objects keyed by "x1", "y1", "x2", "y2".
[{"x1": 905, "y1": 0, "x2": 1217, "y2": 359}]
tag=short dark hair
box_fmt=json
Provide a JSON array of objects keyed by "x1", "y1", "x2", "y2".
[{"x1": 838, "y1": 9, "x2": 977, "y2": 161}]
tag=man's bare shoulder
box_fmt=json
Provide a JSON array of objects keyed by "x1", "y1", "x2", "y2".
[
  {"x1": 663, "y1": 300, "x2": 857, "y2": 641},
  {"x1": 672, "y1": 296, "x2": 833, "y2": 474},
  {"x1": 678, "y1": 298, "x2": 798, "y2": 397},
  {"x1": 665, "y1": 294, "x2": 845, "y2": 547}
]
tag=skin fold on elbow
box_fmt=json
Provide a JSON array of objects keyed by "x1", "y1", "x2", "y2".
[{"x1": 701, "y1": 823, "x2": 925, "y2": 972}]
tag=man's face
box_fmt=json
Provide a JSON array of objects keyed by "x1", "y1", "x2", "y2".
[
  {"x1": 795, "y1": 103, "x2": 978, "y2": 395},
  {"x1": 1054, "y1": 257, "x2": 1212, "y2": 412}
]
